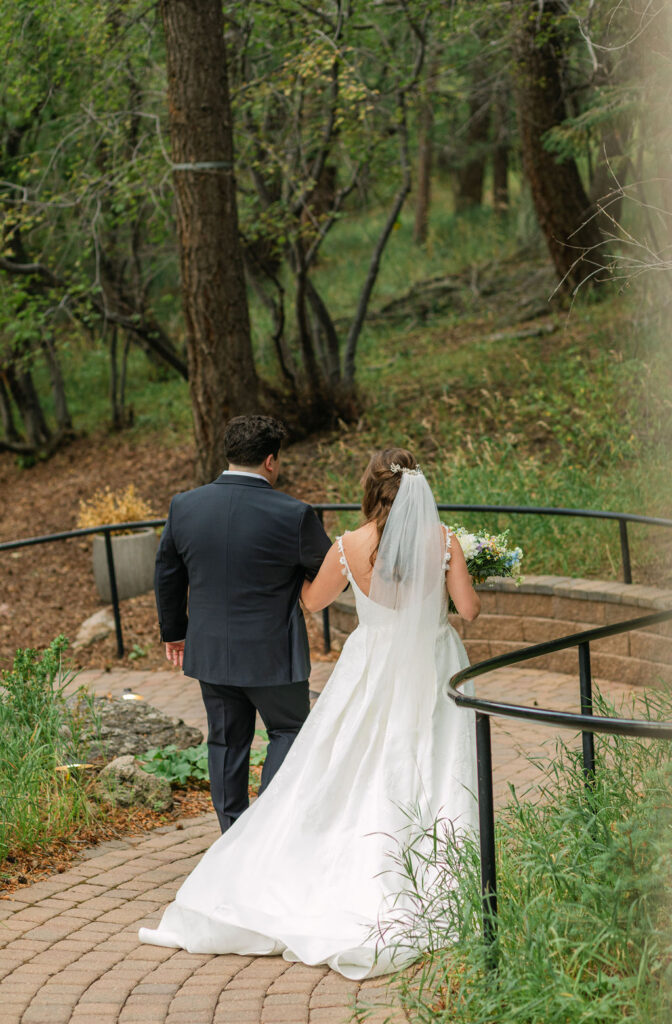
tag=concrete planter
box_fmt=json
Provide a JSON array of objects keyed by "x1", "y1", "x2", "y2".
[{"x1": 92, "y1": 527, "x2": 158, "y2": 603}]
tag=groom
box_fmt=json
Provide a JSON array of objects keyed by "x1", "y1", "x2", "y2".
[{"x1": 154, "y1": 414, "x2": 332, "y2": 832}]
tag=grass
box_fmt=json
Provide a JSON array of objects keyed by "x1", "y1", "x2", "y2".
[
  {"x1": 0, "y1": 636, "x2": 268, "y2": 873},
  {"x1": 314, "y1": 288, "x2": 672, "y2": 582},
  {"x1": 0, "y1": 637, "x2": 97, "y2": 864},
  {"x1": 381, "y1": 686, "x2": 672, "y2": 1024}
]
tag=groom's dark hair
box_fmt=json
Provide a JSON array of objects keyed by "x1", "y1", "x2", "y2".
[{"x1": 224, "y1": 415, "x2": 288, "y2": 466}]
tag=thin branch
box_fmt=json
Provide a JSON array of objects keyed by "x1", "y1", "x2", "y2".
[
  {"x1": 0, "y1": 257, "x2": 188, "y2": 378},
  {"x1": 343, "y1": 92, "x2": 411, "y2": 383}
]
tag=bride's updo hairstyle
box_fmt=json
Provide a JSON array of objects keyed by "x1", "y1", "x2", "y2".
[{"x1": 361, "y1": 448, "x2": 418, "y2": 565}]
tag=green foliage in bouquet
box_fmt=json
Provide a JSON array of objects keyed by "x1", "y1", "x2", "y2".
[
  {"x1": 445, "y1": 526, "x2": 523, "y2": 613},
  {"x1": 449, "y1": 526, "x2": 524, "y2": 585}
]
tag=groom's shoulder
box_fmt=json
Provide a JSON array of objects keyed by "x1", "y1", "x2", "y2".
[
  {"x1": 169, "y1": 482, "x2": 216, "y2": 506},
  {"x1": 265, "y1": 486, "x2": 313, "y2": 518},
  {"x1": 169, "y1": 482, "x2": 310, "y2": 516}
]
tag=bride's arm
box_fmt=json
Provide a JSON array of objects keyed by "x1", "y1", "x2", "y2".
[
  {"x1": 445, "y1": 532, "x2": 481, "y2": 622},
  {"x1": 301, "y1": 542, "x2": 348, "y2": 612}
]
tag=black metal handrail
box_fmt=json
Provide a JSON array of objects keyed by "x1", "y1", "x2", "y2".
[
  {"x1": 446, "y1": 607, "x2": 672, "y2": 963},
  {"x1": 312, "y1": 502, "x2": 672, "y2": 589},
  {"x1": 0, "y1": 520, "x2": 165, "y2": 659},
  {"x1": 1, "y1": 503, "x2": 671, "y2": 658},
  {"x1": 312, "y1": 502, "x2": 672, "y2": 653}
]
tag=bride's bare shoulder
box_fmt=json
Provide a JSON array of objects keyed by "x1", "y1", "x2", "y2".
[
  {"x1": 342, "y1": 521, "x2": 377, "y2": 560},
  {"x1": 344, "y1": 522, "x2": 377, "y2": 544}
]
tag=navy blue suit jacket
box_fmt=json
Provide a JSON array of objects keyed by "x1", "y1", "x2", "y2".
[{"x1": 154, "y1": 474, "x2": 332, "y2": 686}]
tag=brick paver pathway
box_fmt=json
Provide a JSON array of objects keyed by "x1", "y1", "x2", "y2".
[{"x1": 1, "y1": 663, "x2": 639, "y2": 1023}]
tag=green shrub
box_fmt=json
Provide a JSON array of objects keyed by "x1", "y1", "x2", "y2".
[
  {"x1": 137, "y1": 731, "x2": 268, "y2": 786},
  {"x1": 137, "y1": 743, "x2": 209, "y2": 786}
]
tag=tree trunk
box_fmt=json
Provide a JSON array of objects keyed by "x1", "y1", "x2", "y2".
[
  {"x1": 6, "y1": 359, "x2": 51, "y2": 449},
  {"x1": 107, "y1": 323, "x2": 125, "y2": 431},
  {"x1": 161, "y1": 0, "x2": 258, "y2": 483},
  {"x1": 455, "y1": 70, "x2": 490, "y2": 211},
  {"x1": 301, "y1": 164, "x2": 337, "y2": 264},
  {"x1": 40, "y1": 334, "x2": 73, "y2": 436},
  {"x1": 590, "y1": 123, "x2": 629, "y2": 228},
  {"x1": 293, "y1": 254, "x2": 324, "y2": 398},
  {"x1": 413, "y1": 48, "x2": 439, "y2": 244},
  {"x1": 0, "y1": 372, "x2": 20, "y2": 443},
  {"x1": 344, "y1": 95, "x2": 412, "y2": 385},
  {"x1": 513, "y1": 1, "x2": 605, "y2": 291},
  {"x1": 492, "y1": 82, "x2": 509, "y2": 213}
]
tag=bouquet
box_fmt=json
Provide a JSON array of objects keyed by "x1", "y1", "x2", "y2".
[{"x1": 446, "y1": 526, "x2": 523, "y2": 608}]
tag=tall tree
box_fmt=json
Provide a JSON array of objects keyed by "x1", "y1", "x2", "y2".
[
  {"x1": 455, "y1": 61, "x2": 491, "y2": 211},
  {"x1": 513, "y1": 1, "x2": 605, "y2": 291},
  {"x1": 160, "y1": 0, "x2": 258, "y2": 482},
  {"x1": 414, "y1": 43, "x2": 440, "y2": 245},
  {"x1": 0, "y1": 1, "x2": 187, "y2": 457},
  {"x1": 231, "y1": 1, "x2": 425, "y2": 416},
  {"x1": 492, "y1": 76, "x2": 510, "y2": 213}
]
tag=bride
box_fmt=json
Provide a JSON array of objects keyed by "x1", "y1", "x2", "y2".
[{"x1": 139, "y1": 448, "x2": 481, "y2": 979}]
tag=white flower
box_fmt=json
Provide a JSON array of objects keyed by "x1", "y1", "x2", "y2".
[{"x1": 457, "y1": 531, "x2": 479, "y2": 560}]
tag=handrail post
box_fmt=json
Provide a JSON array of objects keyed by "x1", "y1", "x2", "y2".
[
  {"x1": 104, "y1": 529, "x2": 124, "y2": 659},
  {"x1": 316, "y1": 509, "x2": 331, "y2": 653},
  {"x1": 475, "y1": 711, "x2": 498, "y2": 969},
  {"x1": 578, "y1": 641, "x2": 595, "y2": 785},
  {"x1": 619, "y1": 519, "x2": 632, "y2": 584}
]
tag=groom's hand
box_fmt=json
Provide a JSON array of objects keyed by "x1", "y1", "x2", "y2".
[{"x1": 165, "y1": 640, "x2": 185, "y2": 668}]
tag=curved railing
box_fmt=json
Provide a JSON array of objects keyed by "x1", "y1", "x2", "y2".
[
  {"x1": 447, "y1": 607, "x2": 672, "y2": 966},
  {"x1": 312, "y1": 503, "x2": 672, "y2": 654},
  {"x1": 1, "y1": 503, "x2": 671, "y2": 657}
]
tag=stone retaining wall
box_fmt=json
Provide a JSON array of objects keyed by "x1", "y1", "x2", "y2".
[{"x1": 322, "y1": 576, "x2": 672, "y2": 686}]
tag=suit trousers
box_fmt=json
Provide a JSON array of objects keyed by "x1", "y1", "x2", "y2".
[{"x1": 199, "y1": 679, "x2": 310, "y2": 833}]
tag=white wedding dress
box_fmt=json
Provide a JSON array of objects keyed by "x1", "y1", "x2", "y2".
[{"x1": 139, "y1": 473, "x2": 478, "y2": 979}]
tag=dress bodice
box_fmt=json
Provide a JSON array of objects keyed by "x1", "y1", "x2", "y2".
[
  {"x1": 336, "y1": 529, "x2": 452, "y2": 629},
  {"x1": 336, "y1": 534, "x2": 390, "y2": 628}
]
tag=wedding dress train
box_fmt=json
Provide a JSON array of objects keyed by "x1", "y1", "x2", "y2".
[{"x1": 139, "y1": 476, "x2": 477, "y2": 979}]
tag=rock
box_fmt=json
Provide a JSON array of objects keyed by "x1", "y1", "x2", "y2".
[
  {"x1": 72, "y1": 608, "x2": 116, "y2": 649},
  {"x1": 94, "y1": 755, "x2": 173, "y2": 812},
  {"x1": 67, "y1": 694, "x2": 203, "y2": 760}
]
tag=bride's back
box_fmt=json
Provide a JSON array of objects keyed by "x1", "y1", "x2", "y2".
[{"x1": 339, "y1": 523, "x2": 378, "y2": 596}]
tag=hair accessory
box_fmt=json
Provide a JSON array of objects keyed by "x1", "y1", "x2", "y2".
[{"x1": 389, "y1": 463, "x2": 423, "y2": 476}]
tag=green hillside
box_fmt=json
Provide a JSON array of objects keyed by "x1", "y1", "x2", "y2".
[{"x1": 30, "y1": 201, "x2": 672, "y2": 584}]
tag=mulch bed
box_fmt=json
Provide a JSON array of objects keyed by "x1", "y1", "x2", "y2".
[
  {"x1": 0, "y1": 434, "x2": 195, "y2": 673},
  {"x1": 0, "y1": 431, "x2": 339, "y2": 674}
]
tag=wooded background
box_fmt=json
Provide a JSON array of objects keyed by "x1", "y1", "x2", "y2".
[{"x1": 1, "y1": 0, "x2": 670, "y2": 481}]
